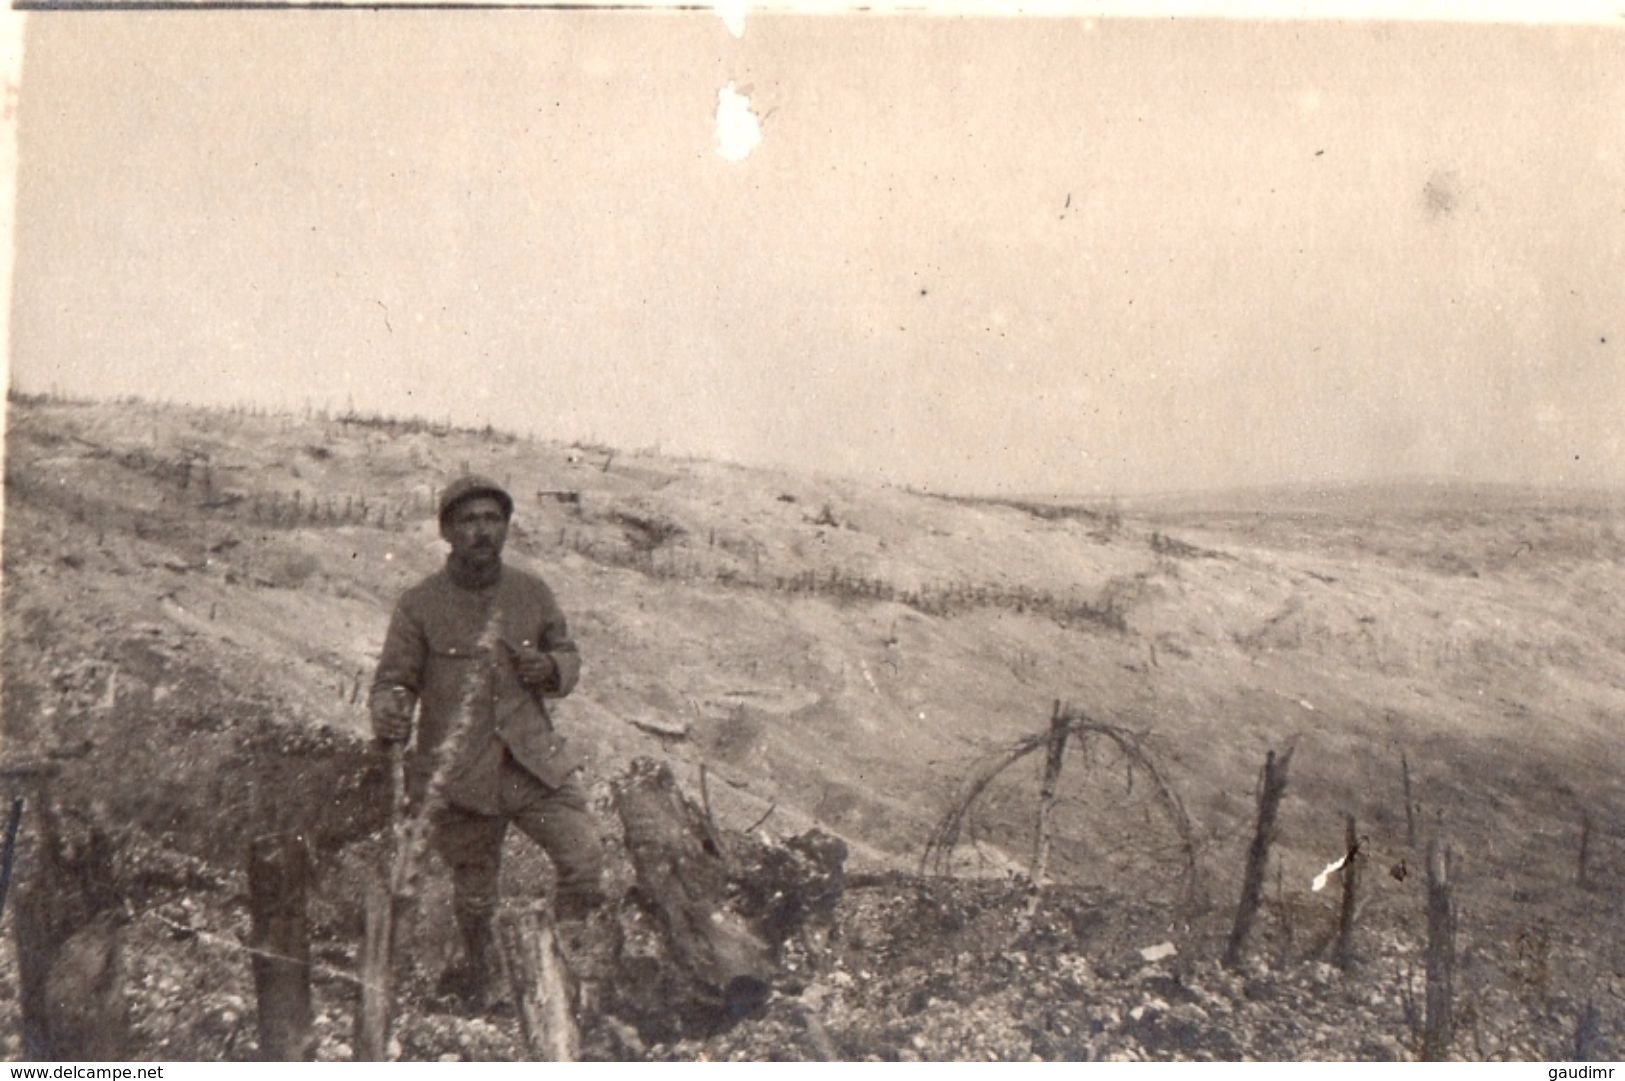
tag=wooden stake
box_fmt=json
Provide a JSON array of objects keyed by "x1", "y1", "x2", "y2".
[
  {"x1": 0, "y1": 797, "x2": 23, "y2": 922},
  {"x1": 356, "y1": 743, "x2": 410, "y2": 1062},
  {"x1": 1335, "y1": 814, "x2": 1360, "y2": 971},
  {"x1": 697, "y1": 763, "x2": 731, "y2": 868},
  {"x1": 247, "y1": 833, "x2": 314, "y2": 1060},
  {"x1": 496, "y1": 908, "x2": 580, "y2": 1061},
  {"x1": 1423, "y1": 837, "x2": 1455, "y2": 1061},
  {"x1": 1574, "y1": 997, "x2": 1601, "y2": 1062},
  {"x1": 1027, "y1": 700, "x2": 1071, "y2": 913},
  {"x1": 1224, "y1": 747, "x2": 1293, "y2": 969},
  {"x1": 1577, "y1": 812, "x2": 1591, "y2": 890},
  {"x1": 1401, "y1": 753, "x2": 1417, "y2": 848}
]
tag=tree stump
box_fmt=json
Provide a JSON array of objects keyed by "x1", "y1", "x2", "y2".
[
  {"x1": 613, "y1": 757, "x2": 773, "y2": 1015},
  {"x1": 496, "y1": 907, "x2": 580, "y2": 1061},
  {"x1": 355, "y1": 882, "x2": 398, "y2": 1061}
]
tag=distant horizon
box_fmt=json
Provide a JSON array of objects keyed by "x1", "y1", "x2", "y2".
[{"x1": 9, "y1": 382, "x2": 1622, "y2": 505}]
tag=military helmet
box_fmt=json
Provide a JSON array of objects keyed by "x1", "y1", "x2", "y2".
[{"x1": 437, "y1": 474, "x2": 514, "y2": 524}]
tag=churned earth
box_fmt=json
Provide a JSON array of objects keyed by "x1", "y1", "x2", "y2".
[{"x1": 1, "y1": 394, "x2": 1620, "y2": 1060}]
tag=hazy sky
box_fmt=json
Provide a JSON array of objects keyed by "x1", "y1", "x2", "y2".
[{"x1": 8, "y1": 12, "x2": 1623, "y2": 494}]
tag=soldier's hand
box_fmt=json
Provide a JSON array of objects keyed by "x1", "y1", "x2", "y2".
[
  {"x1": 369, "y1": 688, "x2": 414, "y2": 743},
  {"x1": 505, "y1": 641, "x2": 558, "y2": 691}
]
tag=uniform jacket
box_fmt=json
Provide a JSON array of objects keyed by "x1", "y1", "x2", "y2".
[{"x1": 371, "y1": 560, "x2": 583, "y2": 814}]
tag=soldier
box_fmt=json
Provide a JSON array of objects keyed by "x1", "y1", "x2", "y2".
[{"x1": 369, "y1": 475, "x2": 603, "y2": 1003}]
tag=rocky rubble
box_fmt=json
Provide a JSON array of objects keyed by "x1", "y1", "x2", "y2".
[{"x1": 1, "y1": 764, "x2": 1617, "y2": 1061}]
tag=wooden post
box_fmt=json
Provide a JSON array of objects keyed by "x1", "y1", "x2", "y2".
[
  {"x1": 1574, "y1": 998, "x2": 1601, "y2": 1061},
  {"x1": 0, "y1": 796, "x2": 23, "y2": 921},
  {"x1": 1576, "y1": 812, "x2": 1591, "y2": 890},
  {"x1": 1335, "y1": 814, "x2": 1360, "y2": 971},
  {"x1": 12, "y1": 792, "x2": 128, "y2": 1061},
  {"x1": 1224, "y1": 747, "x2": 1293, "y2": 968},
  {"x1": 356, "y1": 742, "x2": 411, "y2": 1062},
  {"x1": 495, "y1": 908, "x2": 580, "y2": 1061},
  {"x1": 1423, "y1": 837, "x2": 1455, "y2": 1061},
  {"x1": 41, "y1": 913, "x2": 129, "y2": 1061},
  {"x1": 247, "y1": 833, "x2": 314, "y2": 1060},
  {"x1": 356, "y1": 882, "x2": 396, "y2": 1061},
  {"x1": 1027, "y1": 700, "x2": 1071, "y2": 913},
  {"x1": 1401, "y1": 753, "x2": 1417, "y2": 848}
]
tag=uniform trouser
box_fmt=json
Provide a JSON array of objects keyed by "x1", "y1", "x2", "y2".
[{"x1": 431, "y1": 751, "x2": 605, "y2": 927}]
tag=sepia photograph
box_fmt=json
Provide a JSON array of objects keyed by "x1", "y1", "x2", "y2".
[{"x1": 1, "y1": 2, "x2": 1622, "y2": 1064}]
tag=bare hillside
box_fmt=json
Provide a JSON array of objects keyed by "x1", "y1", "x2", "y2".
[{"x1": 2, "y1": 395, "x2": 1620, "y2": 1061}]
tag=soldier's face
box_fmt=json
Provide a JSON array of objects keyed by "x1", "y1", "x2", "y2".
[{"x1": 443, "y1": 496, "x2": 509, "y2": 566}]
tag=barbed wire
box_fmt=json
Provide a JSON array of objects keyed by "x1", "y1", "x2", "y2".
[{"x1": 141, "y1": 907, "x2": 374, "y2": 993}]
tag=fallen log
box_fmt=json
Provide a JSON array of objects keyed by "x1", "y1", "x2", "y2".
[{"x1": 613, "y1": 757, "x2": 773, "y2": 1016}]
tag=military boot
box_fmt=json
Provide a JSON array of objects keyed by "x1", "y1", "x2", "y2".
[{"x1": 437, "y1": 912, "x2": 502, "y2": 1011}]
